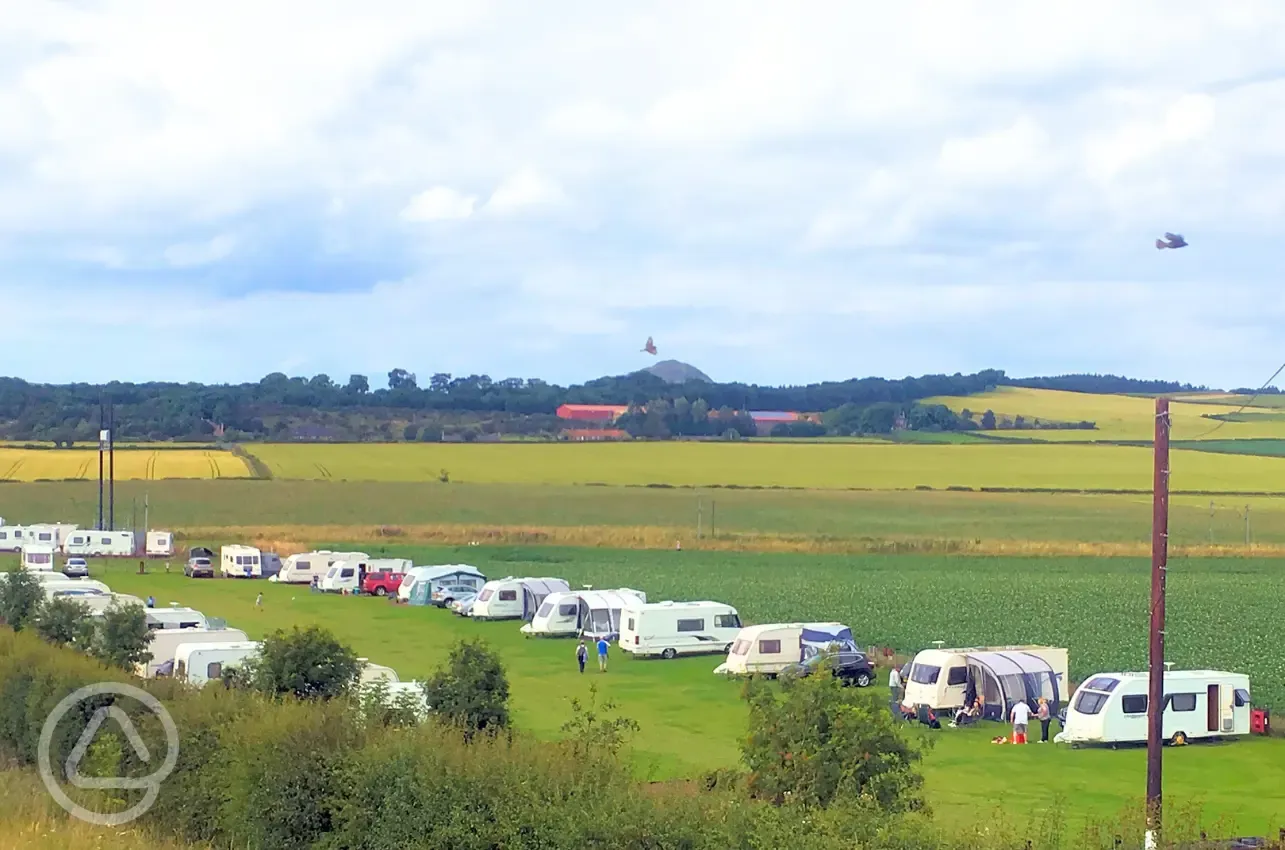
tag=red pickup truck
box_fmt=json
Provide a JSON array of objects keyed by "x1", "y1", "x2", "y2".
[{"x1": 361, "y1": 570, "x2": 405, "y2": 597}]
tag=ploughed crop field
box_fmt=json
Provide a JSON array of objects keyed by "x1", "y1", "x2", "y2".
[
  {"x1": 73, "y1": 545, "x2": 1285, "y2": 832},
  {"x1": 0, "y1": 447, "x2": 250, "y2": 481},
  {"x1": 243, "y1": 441, "x2": 1285, "y2": 492}
]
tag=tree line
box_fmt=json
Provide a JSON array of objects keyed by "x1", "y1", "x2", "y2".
[{"x1": 0, "y1": 367, "x2": 1193, "y2": 442}]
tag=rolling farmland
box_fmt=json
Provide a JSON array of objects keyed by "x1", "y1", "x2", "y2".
[
  {"x1": 244, "y1": 440, "x2": 1285, "y2": 492},
  {"x1": 0, "y1": 448, "x2": 250, "y2": 481}
]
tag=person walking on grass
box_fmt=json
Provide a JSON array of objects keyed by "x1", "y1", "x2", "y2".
[
  {"x1": 255, "y1": 592, "x2": 263, "y2": 609},
  {"x1": 597, "y1": 636, "x2": 609, "y2": 672},
  {"x1": 1010, "y1": 698, "x2": 1031, "y2": 744},
  {"x1": 888, "y1": 663, "x2": 903, "y2": 699},
  {"x1": 576, "y1": 640, "x2": 588, "y2": 674},
  {"x1": 1037, "y1": 697, "x2": 1052, "y2": 743}
]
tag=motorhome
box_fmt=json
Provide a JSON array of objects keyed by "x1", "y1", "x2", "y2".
[
  {"x1": 714, "y1": 623, "x2": 856, "y2": 677},
  {"x1": 63, "y1": 530, "x2": 137, "y2": 557},
  {"x1": 320, "y1": 558, "x2": 411, "y2": 593},
  {"x1": 618, "y1": 601, "x2": 743, "y2": 659},
  {"x1": 1057, "y1": 670, "x2": 1252, "y2": 746},
  {"x1": 520, "y1": 588, "x2": 648, "y2": 640},
  {"x1": 144, "y1": 606, "x2": 208, "y2": 630},
  {"x1": 0, "y1": 526, "x2": 24, "y2": 552},
  {"x1": 273, "y1": 551, "x2": 367, "y2": 585},
  {"x1": 145, "y1": 531, "x2": 175, "y2": 557},
  {"x1": 902, "y1": 645, "x2": 1069, "y2": 720},
  {"x1": 399, "y1": 564, "x2": 487, "y2": 605},
  {"x1": 139, "y1": 627, "x2": 249, "y2": 678},
  {"x1": 221, "y1": 545, "x2": 263, "y2": 578},
  {"x1": 174, "y1": 641, "x2": 261, "y2": 686},
  {"x1": 20, "y1": 544, "x2": 57, "y2": 572},
  {"x1": 470, "y1": 577, "x2": 570, "y2": 621}
]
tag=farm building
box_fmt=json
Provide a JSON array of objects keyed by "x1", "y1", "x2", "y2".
[
  {"x1": 556, "y1": 404, "x2": 630, "y2": 423},
  {"x1": 745, "y1": 410, "x2": 821, "y2": 436}
]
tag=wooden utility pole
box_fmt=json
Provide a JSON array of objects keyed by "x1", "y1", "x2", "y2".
[{"x1": 1146, "y1": 397, "x2": 1170, "y2": 849}]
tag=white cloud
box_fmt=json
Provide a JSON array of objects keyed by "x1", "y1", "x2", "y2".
[
  {"x1": 401, "y1": 186, "x2": 477, "y2": 222},
  {"x1": 3, "y1": 1, "x2": 1285, "y2": 387}
]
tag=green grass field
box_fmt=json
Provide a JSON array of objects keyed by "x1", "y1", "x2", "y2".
[
  {"x1": 61, "y1": 547, "x2": 1285, "y2": 834},
  {"x1": 4, "y1": 480, "x2": 1285, "y2": 551},
  {"x1": 241, "y1": 441, "x2": 1285, "y2": 492}
]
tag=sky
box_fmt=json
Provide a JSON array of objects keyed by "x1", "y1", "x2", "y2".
[{"x1": 4, "y1": 1, "x2": 1285, "y2": 389}]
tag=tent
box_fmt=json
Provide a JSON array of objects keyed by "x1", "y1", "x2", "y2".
[
  {"x1": 965, "y1": 650, "x2": 1064, "y2": 721},
  {"x1": 575, "y1": 589, "x2": 647, "y2": 640},
  {"x1": 521, "y1": 578, "x2": 568, "y2": 621},
  {"x1": 799, "y1": 624, "x2": 858, "y2": 659}
]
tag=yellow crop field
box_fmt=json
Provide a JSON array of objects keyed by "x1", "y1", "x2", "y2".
[
  {"x1": 246, "y1": 441, "x2": 1285, "y2": 492},
  {"x1": 0, "y1": 448, "x2": 250, "y2": 481},
  {"x1": 926, "y1": 387, "x2": 1285, "y2": 441}
]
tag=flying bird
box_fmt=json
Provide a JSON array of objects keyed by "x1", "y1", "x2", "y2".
[
  {"x1": 1155, "y1": 232, "x2": 1188, "y2": 249},
  {"x1": 641, "y1": 336, "x2": 657, "y2": 355}
]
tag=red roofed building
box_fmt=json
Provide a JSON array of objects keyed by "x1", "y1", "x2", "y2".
[{"x1": 556, "y1": 404, "x2": 630, "y2": 423}]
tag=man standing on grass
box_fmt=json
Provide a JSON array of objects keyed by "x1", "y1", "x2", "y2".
[
  {"x1": 1010, "y1": 698, "x2": 1031, "y2": 744},
  {"x1": 576, "y1": 640, "x2": 588, "y2": 674},
  {"x1": 596, "y1": 636, "x2": 609, "y2": 672},
  {"x1": 888, "y1": 663, "x2": 902, "y2": 699}
]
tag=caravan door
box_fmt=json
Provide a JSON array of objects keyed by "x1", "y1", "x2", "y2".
[{"x1": 1208, "y1": 683, "x2": 1235, "y2": 734}]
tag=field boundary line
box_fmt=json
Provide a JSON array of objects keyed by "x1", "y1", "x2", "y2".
[{"x1": 223, "y1": 444, "x2": 272, "y2": 480}]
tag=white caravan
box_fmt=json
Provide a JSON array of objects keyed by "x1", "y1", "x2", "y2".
[
  {"x1": 470, "y1": 577, "x2": 570, "y2": 621},
  {"x1": 521, "y1": 588, "x2": 648, "y2": 639},
  {"x1": 319, "y1": 557, "x2": 411, "y2": 594},
  {"x1": 397, "y1": 564, "x2": 487, "y2": 604},
  {"x1": 1057, "y1": 670, "x2": 1252, "y2": 747},
  {"x1": 174, "y1": 641, "x2": 261, "y2": 686},
  {"x1": 221, "y1": 545, "x2": 263, "y2": 578},
  {"x1": 618, "y1": 601, "x2": 743, "y2": 659},
  {"x1": 146, "y1": 531, "x2": 175, "y2": 557},
  {"x1": 140, "y1": 627, "x2": 249, "y2": 678},
  {"x1": 20, "y1": 544, "x2": 57, "y2": 572},
  {"x1": 74, "y1": 593, "x2": 146, "y2": 616},
  {"x1": 25, "y1": 523, "x2": 78, "y2": 549},
  {"x1": 63, "y1": 530, "x2": 137, "y2": 557},
  {"x1": 43, "y1": 579, "x2": 112, "y2": 599},
  {"x1": 902, "y1": 645, "x2": 1069, "y2": 715},
  {"x1": 273, "y1": 551, "x2": 368, "y2": 585},
  {"x1": 145, "y1": 606, "x2": 208, "y2": 630},
  {"x1": 715, "y1": 623, "x2": 857, "y2": 677},
  {"x1": 0, "y1": 526, "x2": 24, "y2": 551}
]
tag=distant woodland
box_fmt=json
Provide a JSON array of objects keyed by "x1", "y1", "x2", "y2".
[{"x1": 0, "y1": 370, "x2": 1203, "y2": 443}]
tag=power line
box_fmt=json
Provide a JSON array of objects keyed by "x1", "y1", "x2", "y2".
[{"x1": 1192, "y1": 359, "x2": 1285, "y2": 439}]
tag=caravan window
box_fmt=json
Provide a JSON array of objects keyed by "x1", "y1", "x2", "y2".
[
  {"x1": 1121, "y1": 695, "x2": 1148, "y2": 714},
  {"x1": 38, "y1": 533, "x2": 52, "y2": 542},
  {"x1": 208, "y1": 662, "x2": 222, "y2": 679},
  {"x1": 340, "y1": 568, "x2": 354, "y2": 578},
  {"x1": 27, "y1": 553, "x2": 51, "y2": 565},
  {"x1": 1168, "y1": 693, "x2": 1197, "y2": 713},
  {"x1": 477, "y1": 589, "x2": 494, "y2": 602},
  {"x1": 1084, "y1": 677, "x2": 1120, "y2": 692},
  {"x1": 715, "y1": 613, "x2": 741, "y2": 629},
  {"x1": 677, "y1": 618, "x2": 705, "y2": 632},
  {"x1": 537, "y1": 601, "x2": 554, "y2": 618},
  {"x1": 627, "y1": 617, "x2": 635, "y2": 631},
  {"x1": 731, "y1": 639, "x2": 749, "y2": 655},
  {"x1": 557, "y1": 604, "x2": 578, "y2": 617},
  {"x1": 1074, "y1": 691, "x2": 1108, "y2": 715},
  {"x1": 101, "y1": 537, "x2": 111, "y2": 545},
  {"x1": 1234, "y1": 688, "x2": 1250, "y2": 707},
  {"x1": 499, "y1": 590, "x2": 517, "y2": 601},
  {"x1": 297, "y1": 560, "x2": 311, "y2": 571},
  {"x1": 910, "y1": 664, "x2": 941, "y2": 685},
  {"x1": 946, "y1": 667, "x2": 968, "y2": 686},
  {"x1": 758, "y1": 639, "x2": 782, "y2": 654}
]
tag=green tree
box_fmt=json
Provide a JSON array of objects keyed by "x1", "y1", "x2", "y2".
[
  {"x1": 402, "y1": 423, "x2": 420, "y2": 441},
  {"x1": 35, "y1": 596, "x2": 94, "y2": 648},
  {"x1": 422, "y1": 638, "x2": 510, "y2": 736},
  {"x1": 980, "y1": 409, "x2": 997, "y2": 429},
  {"x1": 90, "y1": 601, "x2": 153, "y2": 671},
  {"x1": 741, "y1": 667, "x2": 928, "y2": 811},
  {"x1": 244, "y1": 625, "x2": 361, "y2": 701},
  {"x1": 560, "y1": 682, "x2": 639, "y2": 758},
  {"x1": 345, "y1": 374, "x2": 369, "y2": 394},
  {"x1": 0, "y1": 568, "x2": 44, "y2": 632}
]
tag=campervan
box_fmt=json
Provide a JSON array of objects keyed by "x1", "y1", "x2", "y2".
[
  {"x1": 20, "y1": 544, "x2": 57, "y2": 572},
  {"x1": 145, "y1": 606, "x2": 208, "y2": 630},
  {"x1": 714, "y1": 623, "x2": 856, "y2": 677},
  {"x1": 521, "y1": 588, "x2": 648, "y2": 639},
  {"x1": 1057, "y1": 670, "x2": 1252, "y2": 746},
  {"x1": 470, "y1": 577, "x2": 570, "y2": 621},
  {"x1": 902, "y1": 646, "x2": 1069, "y2": 720},
  {"x1": 174, "y1": 641, "x2": 261, "y2": 686},
  {"x1": 397, "y1": 564, "x2": 486, "y2": 604},
  {"x1": 63, "y1": 530, "x2": 137, "y2": 557},
  {"x1": 274, "y1": 551, "x2": 366, "y2": 585},
  {"x1": 146, "y1": 531, "x2": 175, "y2": 557},
  {"x1": 139, "y1": 627, "x2": 249, "y2": 678},
  {"x1": 618, "y1": 601, "x2": 743, "y2": 659},
  {"x1": 0, "y1": 526, "x2": 24, "y2": 552},
  {"x1": 221, "y1": 545, "x2": 263, "y2": 578}
]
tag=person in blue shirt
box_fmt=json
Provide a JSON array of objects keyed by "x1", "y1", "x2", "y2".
[{"x1": 596, "y1": 637, "x2": 609, "y2": 672}]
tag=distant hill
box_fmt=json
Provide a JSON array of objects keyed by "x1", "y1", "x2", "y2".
[{"x1": 642, "y1": 360, "x2": 712, "y2": 384}]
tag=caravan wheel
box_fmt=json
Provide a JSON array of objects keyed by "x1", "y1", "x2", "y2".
[{"x1": 661, "y1": 648, "x2": 677, "y2": 660}]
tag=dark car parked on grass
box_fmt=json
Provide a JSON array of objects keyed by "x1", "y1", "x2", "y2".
[{"x1": 790, "y1": 649, "x2": 875, "y2": 687}]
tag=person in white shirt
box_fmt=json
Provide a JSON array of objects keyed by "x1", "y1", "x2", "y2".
[
  {"x1": 1010, "y1": 699, "x2": 1031, "y2": 743},
  {"x1": 888, "y1": 664, "x2": 902, "y2": 697}
]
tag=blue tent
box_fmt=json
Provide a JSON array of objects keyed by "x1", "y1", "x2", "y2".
[{"x1": 966, "y1": 651, "x2": 1063, "y2": 721}]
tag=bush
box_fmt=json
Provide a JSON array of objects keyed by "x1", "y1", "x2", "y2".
[
  {"x1": 0, "y1": 569, "x2": 43, "y2": 632},
  {"x1": 89, "y1": 601, "x2": 152, "y2": 671},
  {"x1": 422, "y1": 638, "x2": 510, "y2": 736},
  {"x1": 35, "y1": 597, "x2": 94, "y2": 649},
  {"x1": 242, "y1": 624, "x2": 361, "y2": 700}
]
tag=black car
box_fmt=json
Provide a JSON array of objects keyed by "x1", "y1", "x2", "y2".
[{"x1": 792, "y1": 649, "x2": 875, "y2": 687}]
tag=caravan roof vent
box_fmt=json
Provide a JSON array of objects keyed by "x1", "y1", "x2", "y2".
[{"x1": 931, "y1": 640, "x2": 945, "y2": 650}]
